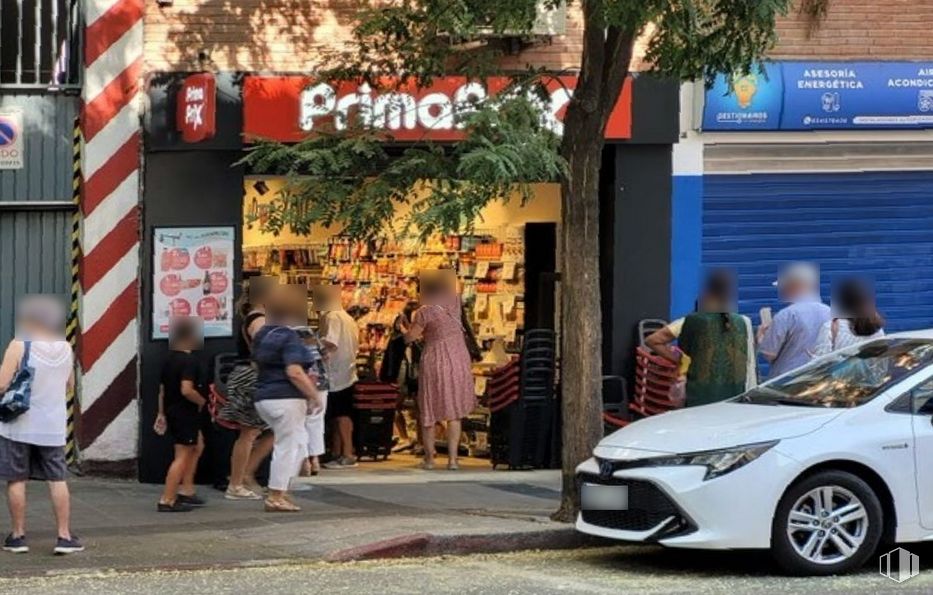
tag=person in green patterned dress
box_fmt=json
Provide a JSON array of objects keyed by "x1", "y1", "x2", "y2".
[{"x1": 647, "y1": 270, "x2": 756, "y2": 407}]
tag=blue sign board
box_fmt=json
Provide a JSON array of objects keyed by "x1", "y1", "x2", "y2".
[
  {"x1": 702, "y1": 63, "x2": 783, "y2": 131},
  {"x1": 703, "y1": 61, "x2": 933, "y2": 131}
]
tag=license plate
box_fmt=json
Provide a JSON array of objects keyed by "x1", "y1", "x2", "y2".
[{"x1": 581, "y1": 483, "x2": 629, "y2": 511}]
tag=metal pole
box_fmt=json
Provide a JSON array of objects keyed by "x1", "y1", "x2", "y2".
[
  {"x1": 16, "y1": 0, "x2": 24, "y2": 84},
  {"x1": 51, "y1": 0, "x2": 59, "y2": 84},
  {"x1": 35, "y1": 0, "x2": 43, "y2": 82},
  {"x1": 66, "y1": 117, "x2": 83, "y2": 471}
]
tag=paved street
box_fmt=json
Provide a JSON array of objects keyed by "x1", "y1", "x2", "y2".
[{"x1": 2, "y1": 547, "x2": 931, "y2": 595}]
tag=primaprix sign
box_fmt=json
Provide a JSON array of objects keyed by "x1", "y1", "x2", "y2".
[
  {"x1": 243, "y1": 75, "x2": 632, "y2": 142},
  {"x1": 176, "y1": 73, "x2": 217, "y2": 143}
]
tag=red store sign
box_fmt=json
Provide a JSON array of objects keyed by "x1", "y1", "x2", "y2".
[
  {"x1": 243, "y1": 75, "x2": 632, "y2": 142},
  {"x1": 176, "y1": 73, "x2": 217, "y2": 143}
]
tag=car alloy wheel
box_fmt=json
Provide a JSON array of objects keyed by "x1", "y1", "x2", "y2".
[
  {"x1": 771, "y1": 470, "x2": 883, "y2": 576},
  {"x1": 786, "y1": 485, "x2": 868, "y2": 565}
]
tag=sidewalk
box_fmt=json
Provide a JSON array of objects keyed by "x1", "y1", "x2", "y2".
[{"x1": 0, "y1": 456, "x2": 600, "y2": 578}]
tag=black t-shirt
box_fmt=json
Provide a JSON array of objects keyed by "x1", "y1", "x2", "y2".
[
  {"x1": 237, "y1": 310, "x2": 266, "y2": 357},
  {"x1": 161, "y1": 350, "x2": 204, "y2": 413}
]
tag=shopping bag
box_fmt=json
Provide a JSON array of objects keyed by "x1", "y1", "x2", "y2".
[{"x1": 0, "y1": 341, "x2": 33, "y2": 422}]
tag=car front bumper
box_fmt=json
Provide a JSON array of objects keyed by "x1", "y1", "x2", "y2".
[{"x1": 574, "y1": 449, "x2": 802, "y2": 549}]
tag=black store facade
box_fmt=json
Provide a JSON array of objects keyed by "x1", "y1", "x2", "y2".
[{"x1": 139, "y1": 71, "x2": 678, "y2": 482}]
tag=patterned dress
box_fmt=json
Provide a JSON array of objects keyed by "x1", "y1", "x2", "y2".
[
  {"x1": 412, "y1": 295, "x2": 476, "y2": 426},
  {"x1": 678, "y1": 312, "x2": 750, "y2": 407}
]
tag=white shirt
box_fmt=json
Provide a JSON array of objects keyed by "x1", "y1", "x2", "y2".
[
  {"x1": 811, "y1": 319, "x2": 885, "y2": 358},
  {"x1": 320, "y1": 310, "x2": 359, "y2": 391},
  {"x1": 0, "y1": 340, "x2": 73, "y2": 447}
]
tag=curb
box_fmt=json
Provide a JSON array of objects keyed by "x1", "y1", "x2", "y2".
[{"x1": 325, "y1": 528, "x2": 608, "y2": 562}]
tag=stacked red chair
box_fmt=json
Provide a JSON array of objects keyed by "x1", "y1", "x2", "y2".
[
  {"x1": 603, "y1": 347, "x2": 684, "y2": 429},
  {"x1": 485, "y1": 358, "x2": 520, "y2": 414},
  {"x1": 352, "y1": 381, "x2": 399, "y2": 461}
]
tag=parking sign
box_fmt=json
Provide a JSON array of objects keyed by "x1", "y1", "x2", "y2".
[{"x1": 0, "y1": 108, "x2": 24, "y2": 170}]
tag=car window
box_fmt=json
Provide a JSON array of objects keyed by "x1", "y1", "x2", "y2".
[
  {"x1": 910, "y1": 377, "x2": 933, "y2": 414},
  {"x1": 736, "y1": 339, "x2": 933, "y2": 409}
]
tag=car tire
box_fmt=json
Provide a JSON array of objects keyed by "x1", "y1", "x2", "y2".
[{"x1": 771, "y1": 470, "x2": 883, "y2": 576}]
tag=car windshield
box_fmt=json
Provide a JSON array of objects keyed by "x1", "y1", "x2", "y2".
[{"x1": 735, "y1": 338, "x2": 933, "y2": 408}]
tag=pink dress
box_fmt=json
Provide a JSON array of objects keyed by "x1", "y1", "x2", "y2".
[{"x1": 412, "y1": 295, "x2": 476, "y2": 426}]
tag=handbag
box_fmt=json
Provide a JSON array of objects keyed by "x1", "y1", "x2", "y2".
[
  {"x1": 434, "y1": 304, "x2": 482, "y2": 362},
  {"x1": 0, "y1": 341, "x2": 34, "y2": 422}
]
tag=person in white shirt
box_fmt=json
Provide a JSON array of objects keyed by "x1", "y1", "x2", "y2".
[
  {"x1": 0, "y1": 296, "x2": 82, "y2": 554},
  {"x1": 811, "y1": 277, "x2": 885, "y2": 358},
  {"x1": 315, "y1": 286, "x2": 360, "y2": 469}
]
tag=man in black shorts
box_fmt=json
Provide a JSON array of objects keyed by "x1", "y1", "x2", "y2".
[{"x1": 154, "y1": 318, "x2": 208, "y2": 512}]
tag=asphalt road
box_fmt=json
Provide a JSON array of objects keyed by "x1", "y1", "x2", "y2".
[{"x1": 2, "y1": 546, "x2": 930, "y2": 594}]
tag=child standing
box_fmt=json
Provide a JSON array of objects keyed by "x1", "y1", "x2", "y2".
[
  {"x1": 154, "y1": 318, "x2": 208, "y2": 512},
  {"x1": 296, "y1": 327, "x2": 329, "y2": 476}
]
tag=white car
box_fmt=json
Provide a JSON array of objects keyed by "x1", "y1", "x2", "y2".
[{"x1": 576, "y1": 331, "x2": 933, "y2": 575}]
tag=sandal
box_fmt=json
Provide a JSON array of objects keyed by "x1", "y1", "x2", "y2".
[
  {"x1": 225, "y1": 485, "x2": 261, "y2": 500},
  {"x1": 418, "y1": 460, "x2": 436, "y2": 470},
  {"x1": 264, "y1": 498, "x2": 301, "y2": 513},
  {"x1": 447, "y1": 462, "x2": 460, "y2": 471}
]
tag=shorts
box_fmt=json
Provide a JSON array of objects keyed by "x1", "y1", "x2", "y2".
[
  {"x1": 325, "y1": 385, "x2": 355, "y2": 420},
  {"x1": 0, "y1": 434, "x2": 67, "y2": 481},
  {"x1": 166, "y1": 406, "x2": 202, "y2": 446}
]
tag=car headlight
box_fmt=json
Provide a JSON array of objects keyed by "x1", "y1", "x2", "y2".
[{"x1": 646, "y1": 440, "x2": 779, "y2": 480}]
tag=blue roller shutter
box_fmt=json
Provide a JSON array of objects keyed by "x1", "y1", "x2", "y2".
[{"x1": 703, "y1": 171, "x2": 933, "y2": 334}]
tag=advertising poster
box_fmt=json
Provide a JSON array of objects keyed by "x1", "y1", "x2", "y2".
[{"x1": 152, "y1": 226, "x2": 234, "y2": 339}]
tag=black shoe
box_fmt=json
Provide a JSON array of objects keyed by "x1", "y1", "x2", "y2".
[
  {"x1": 54, "y1": 536, "x2": 84, "y2": 555},
  {"x1": 157, "y1": 500, "x2": 194, "y2": 512},
  {"x1": 2, "y1": 534, "x2": 27, "y2": 553},
  {"x1": 177, "y1": 493, "x2": 206, "y2": 507}
]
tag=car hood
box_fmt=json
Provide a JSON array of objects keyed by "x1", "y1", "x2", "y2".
[{"x1": 594, "y1": 402, "x2": 843, "y2": 460}]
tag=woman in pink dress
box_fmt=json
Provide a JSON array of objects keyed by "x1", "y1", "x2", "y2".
[{"x1": 402, "y1": 274, "x2": 475, "y2": 470}]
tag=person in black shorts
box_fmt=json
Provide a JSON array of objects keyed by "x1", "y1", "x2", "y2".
[{"x1": 154, "y1": 318, "x2": 208, "y2": 512}]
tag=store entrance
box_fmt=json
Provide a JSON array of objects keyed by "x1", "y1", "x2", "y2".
[{"x1": 241, "y1": 177, "x2": 561, "y2": 472}]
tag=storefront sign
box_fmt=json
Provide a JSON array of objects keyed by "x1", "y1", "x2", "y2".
[
  {"x1": 0, "y1": 108, "x2": 25, "y2": 169},
  {"x1": 243, "y1": 75, "x2": 632, "y2": 142},
  {"x1": 782, "y1": 62, "x2": 933, "y2": 129},
  {"x1": 702, "y1": 63, "x2": 783, "y2": 131},
  {"x1": 176, "y1": 73, "x2": 217, "y2": 143},
  {"x1": 703, "y1": 61, "x2": 933, "y2": 131},
  {"x1": 152, "y1": 226, "x2": 234, "y2": 339}
]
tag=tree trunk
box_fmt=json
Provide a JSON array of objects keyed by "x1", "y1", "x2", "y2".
[{"x1": 551, "y1": 110, "x2": 607, "y2": 522}]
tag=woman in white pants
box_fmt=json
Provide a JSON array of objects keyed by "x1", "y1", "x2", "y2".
[
  {"x1": 251, "y1": 288, "x2": 324, "y2": 512},
  {"x1": 304, "y1": 391, "x2": 327, "y2": 473}
]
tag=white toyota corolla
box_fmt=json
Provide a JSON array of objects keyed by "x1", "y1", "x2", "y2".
[{"x1": 576, "y1": 331, "x2": 933, "y2": 575}]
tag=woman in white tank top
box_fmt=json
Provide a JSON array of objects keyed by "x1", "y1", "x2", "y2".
[{"x1": 0, "y1": 295, "x2": 83, "y2": 554}]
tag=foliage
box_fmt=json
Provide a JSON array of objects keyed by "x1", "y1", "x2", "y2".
[
  {"x1": 240, "y1": 91, "x2": 565, "y2": 239},
  {"x1": 244, "y1": 0, "x2": 811, "y2": 240}
]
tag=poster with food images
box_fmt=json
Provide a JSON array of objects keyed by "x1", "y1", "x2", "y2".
[{"x1": 152, "y1": 226, "x2": 235, "y2": 339}]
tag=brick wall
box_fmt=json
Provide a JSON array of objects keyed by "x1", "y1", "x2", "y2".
[
  {"x1": 145, "y1": 1, "x2": 594, "y2": 73},
  {"x1": 773, "y1": 0, "x2": 933, "y2": 59},
  {"x1": 145, "y1": 1, "x2": 933, "y2": 74}
]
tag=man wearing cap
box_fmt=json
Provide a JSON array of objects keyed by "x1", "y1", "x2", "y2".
[{"x1": 758, "y1": 263, "x2": 831, "y2": 378}]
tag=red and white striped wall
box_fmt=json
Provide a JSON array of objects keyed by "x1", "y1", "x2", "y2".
[{"x1": 79, "y1": 0, "x2": 144, "y2": 462}]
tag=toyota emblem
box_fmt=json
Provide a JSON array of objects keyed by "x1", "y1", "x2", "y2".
[{"x1": 599, "y1": 460, "x2": 615, "y2": 479}]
